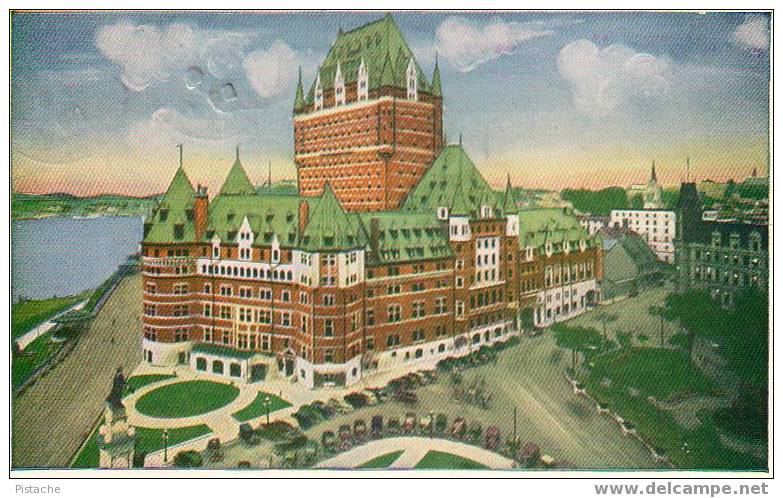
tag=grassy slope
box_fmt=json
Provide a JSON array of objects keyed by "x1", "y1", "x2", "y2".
[
  {"x1": 135, "y1": 381, "x2": 239, "y2": 419},
  {"x1": 12, "y1": 331, "x2": 63, "y2": 389},
  {"x1": 12, "y1": 292, "x2": 90, "y2": 341},
  {"x1": 231, "y1": 392, "x2": 292, "y2": 422},
  {"x1": 582, "y1": 348, "x2": 763, "y2": 470}
]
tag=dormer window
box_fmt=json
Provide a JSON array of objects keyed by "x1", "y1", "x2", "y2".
[
  {"x1": 481, "y1": 205, "x2": 492, "y2": 219},
  {"x1": 159, "y1": 209, "x2": 169, "y2": 222},
  {"x1": 545, "y1": 243, "x2": 553, "y2": 257},
  {"x1": 334, "y1": 62, "x2": 345, "y2": 106},
  {"x1": 711, "y1": 231, "x2": 721, "y2": 247},
  {"x1": 357, "y1": 59, "x2": 368, "y2": 101},
  {"x1": 314, "y1": 72, "x2": 323, "y2": 111},
  {"x1": 406, "y1": 58, "x2": 418, "y2": 101},
  {"x1": 173, "y1": 224, "x2": 184, "y2": 240},
  {"x1": 437, "y1": 207, "x2": 449, "y2": 220},
  {"x1": 525, "y1": 246, "x2": 534, "y2": 261}
]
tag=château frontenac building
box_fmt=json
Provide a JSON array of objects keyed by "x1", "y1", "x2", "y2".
[{"x1": 140, "y1": 16, "x2": 603, "y2": 389}]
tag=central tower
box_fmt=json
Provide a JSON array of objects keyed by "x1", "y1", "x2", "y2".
[{"x1": 293, "y1": 14, "x2": 443, "y2": 212}]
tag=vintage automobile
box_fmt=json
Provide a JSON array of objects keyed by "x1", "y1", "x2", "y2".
[
  {"x1": 353, "y1": 419, "x2": 368, "y2": 441},
  {"x1": 371, "y1": 415, "x2": 384, "y2": 438},
  {"x1": 450, "y1": 417, "x2": 467, "y2": 439},
  {"x1": 403, "y1": 412, "x2": 417, "y2": 433},
  {"x1": 386, "y1": 417, "x2": 401, "y2": 435},
  {"x1": 484, "y1": 426, "x2": 501, "y2": 451}
]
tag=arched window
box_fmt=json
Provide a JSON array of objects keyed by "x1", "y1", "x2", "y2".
[
  {"x1": 357, "y1": 59, "x2": 368, "y2": 101},
  {"x1": 212, "y1": 360, "x2": 224, "y2": 374},
  {"x1": 196, "y1": 357, "x2": 207, "y2": 371},
  {"x1": 406, "y1": 58, "x2": 418, "y2": 101}
]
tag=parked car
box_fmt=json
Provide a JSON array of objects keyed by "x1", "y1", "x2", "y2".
[
  {"x1": 540, "y1": 454, "x2": 556, "y2": 468},
  {"x1": 450, "y1": 417, "x2": 467, "y2": 439},
  {"x1": 321, "y1": 430, "x2": 336, "y2": 453},
  {"x1": 387, "y1": 417, "x2": 401, "y2": 435},
  {"x1": 435, "y1": 413, "x2": 448, "y2": 434},
  {"x1": 403, "y1": 412, "x2": 417, "y2": 433},
  {"x1": 353, "y1": 419, "x2": 367, "y2": 441},
  {"x1": 468, "y1": 421, "x2": 483, "y2": 442},
  {"x1": 518, "y1": 442, "x2": 541, "y2": 468},
  {"x1": 484, "y1": 426, "x2": 501, "y2": 451},
  {"x1": 371, "y1": 415, "x2": 384, "y2": 437},
  {"x1": 419, "y1": 414, "x2": 433, "y2": 433}
]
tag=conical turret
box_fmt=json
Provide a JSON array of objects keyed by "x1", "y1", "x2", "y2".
[{"x1": 432, "y1": 53, "x2": 442, "y2": 98}]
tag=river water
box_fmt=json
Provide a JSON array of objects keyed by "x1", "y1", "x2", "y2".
[{"x1": 11, "y1": 216, "x2": 143, "y2": 302}]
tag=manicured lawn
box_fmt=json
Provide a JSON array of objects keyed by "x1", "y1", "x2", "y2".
[
  {"x1": 587, "y1": 349, "x2": 716, "y2": 399},
  {"x1": 135, "y1": 424, "x2": 212, "y2": 455},
  {"x1": 124, "y1": 374, "x2": 176, "y2": 396},
  {"x1": 358, "y1": 450, "x2": 404, "y2": 468},
  {"x1": 231, "y1": 392, "x2": 292, "y2": 422},
  {"x1": 11, "y1": 292, "x2": 90, "y2": 341},
  {"x1": 71, "y1": 422, "x2": 101, "y2": 468},
  {"x1": 135, "y1": 381, "x2": 239, "y2": 419},
  {"x1": 12, "y1": 331, "x2": 63, "y2": 389},
  {"x1": 415, "y1": 450, "x2": 488, "y2": 469}
]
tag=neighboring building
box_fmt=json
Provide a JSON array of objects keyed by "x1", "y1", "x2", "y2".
[
  {"x1": 293, "y1": 14, "x2": 443, "y2": 212},
  {"x1": 139, "y1": 15, "x2": 602, "y2": 389},
  {"x1": 674, "y1": 182, "x2": 768, "y2": 305},
  {"x1": 576, "y1": 214, "x2": 608, "y2": 236},
  {"x1": 609, "y1": 209, "x2": 676, "y2": 263},
  {"x1": 600, "y1": 227, "x2": 670, "y2": 301},
  {"x1": 643, "y1": 162, "x2": 664, "y2": 209}
]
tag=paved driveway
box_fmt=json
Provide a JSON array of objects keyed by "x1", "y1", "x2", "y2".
[{"x1": 12, "y1": 274, "x2": 143, "y2": 468}]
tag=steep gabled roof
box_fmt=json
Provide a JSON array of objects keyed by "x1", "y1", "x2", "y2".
[
  {"x1": 402, "y1": 144, "x2": 500, "y2": 218},
  {"x1": 359, "y1": 211, "x2": 452, "y2": 264},
  {"x1": 300, "y1": 183, "x2": 367, "y2": 251},
  {"x1": 205, "y1": 193, "x2": 308, "y2": 246},
  {"x1": 516, "y1": 208, "x2": 593, "y2": 251},
  {"x1": 143, "y1": 166, "x2": 196, "y2": 243},
  {"x1": 219, "y1": 152, "x2": 256, "y2": 196},
  {"x1": 306, "y1": 14, "x2": 431, "y2": 104}
]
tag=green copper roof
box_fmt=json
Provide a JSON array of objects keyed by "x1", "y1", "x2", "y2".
[
  {"x1": 516, "y1": 208, "x2": 593, "y2": 251},
  {"x1": 143, "y1": 166, "x2": 196, "y2": 244},
  {"x1": 359, "y1": 211, "x2": 452, "y2": 263},
  {"x1": 205, "y1": 193, "x2": 308, "y2": 247},
  {"x1": 431, "y1": 56, "x2": 442, "y2": 97},
  {"x1": 306, "y1": 14, "x2": 431, "y2": 104},
  {"x1": 294, "y1": 67, "x2": 305, "y2": 111},
  {"x1": 501, "y1": 174, "x2": 518, "y2": 214},
  {"x1": 402, "y1": 144, "x2": 501, "y2": 217},
  {"x1": 300, "y1": 183, "x2": 368, "y2": 251},
  {"x1": 219, "y1": 152, "x2": 256, "y2": 196}
]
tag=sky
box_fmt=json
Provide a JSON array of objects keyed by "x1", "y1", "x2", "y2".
[{"x1": 11, "y1": 11, "x2": 770, "y2": 197}]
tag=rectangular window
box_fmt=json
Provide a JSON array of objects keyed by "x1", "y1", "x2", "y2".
[
  {"x1": 388, "y1": 304, "x2": 401, "y2": 323},
  {"x1": 324, "y1": 319, "x2": 334, "y2": 337}
]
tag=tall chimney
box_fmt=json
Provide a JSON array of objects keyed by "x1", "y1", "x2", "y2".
[
  {"x1": 369, "y1": 217, "x2": 380, "y2": 253},
  {"x1": 194, "y1": 185, "x2": 209, "y2": 241},
  {"x1": 298, "y1": 200, "x2": 309, "y2": 235}
]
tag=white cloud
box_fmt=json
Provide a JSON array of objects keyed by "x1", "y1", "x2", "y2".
[
  {"x1": 95, "y1": 22, "x2": 198, "y2": 91},
  {"x1": 732, "y1": 15, "x2": 769, "y2": 51},
  {"x1": 242, "y1": 40, "x2": 299, "y2": 98},
  {"x1": 436, "y1": 17, "x2": 554, "y2": 72},
  {"x1": 557, "y1": 39, "x2": 671, "y2": 119}
]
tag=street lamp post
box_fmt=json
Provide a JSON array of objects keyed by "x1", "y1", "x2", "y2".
[
  {"x1": 264, "y1": 396, "x2": 271, "y2": 427},
  {"x1": 429, "y1": 410, "x2": 434, "y2": 439},
  {"x1": 163, "y1": 429, "x2": 169, "y2": 464}
]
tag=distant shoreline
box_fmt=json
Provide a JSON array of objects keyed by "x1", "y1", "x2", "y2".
[{"x1": 13, "y1": 213, "x2": 146, "y2": 222}]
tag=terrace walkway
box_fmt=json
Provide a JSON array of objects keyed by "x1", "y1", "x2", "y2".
[{"x1": 12, "y1": 274, "x2": 143, "y2": 469}]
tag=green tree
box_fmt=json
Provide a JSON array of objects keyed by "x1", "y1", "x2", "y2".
[
  {"x1": 552, "y1": 324, "x2": 603, "y2": 372},
  {"x1": 594, "y1": 311, "x2": 619, "y2": 343},
  {"x1": 629, "y1": 194, "x2": 644, "y2": 209}
]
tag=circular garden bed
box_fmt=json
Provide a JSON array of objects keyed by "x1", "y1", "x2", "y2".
[{"x1": 135, "y1": 380, "x2": 240, "y2": 418}]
